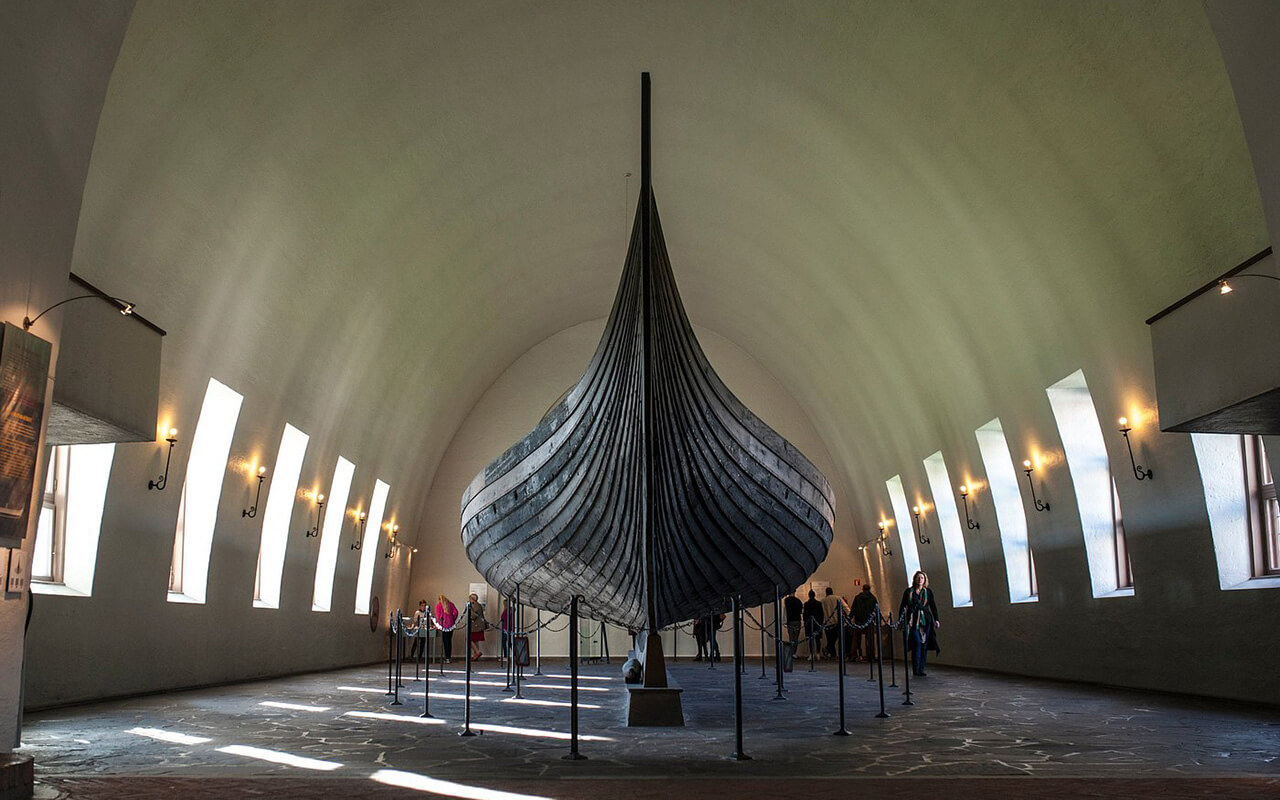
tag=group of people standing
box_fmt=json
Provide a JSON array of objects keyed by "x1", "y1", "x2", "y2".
[
  {"x1": 777, "y1": 572, "x2": 941, "y2": 676},
  {"x1": 408, "y1": 592, "x2": 518, "y2": 664}
]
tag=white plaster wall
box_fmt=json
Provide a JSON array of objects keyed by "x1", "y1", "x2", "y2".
[
  {"x1": 406, "y1": 319, "x2": 863, "y2": 660},
  {"x1": 0, "y1": 0, "x2": 136, "y2": 747}
]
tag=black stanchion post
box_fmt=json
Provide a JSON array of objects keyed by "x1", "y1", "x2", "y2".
[
  {"x1": 867, "y1": 614, "x2": 877, "y2": 682},
  {"x1": 758, "y1": 606, "x2": 767, "y2": 679},
  {"x1": 901, "y1": 622, "x2": 914, "y2": 706},
  {"x1": 834, "y1": 602, "x2": 850, "y2": 735},
  {"x1": 503, "y1": 593, "x2": 514, "y2": 692},
  {"x1": 563, "y1": 595, "x2": 586, "y2": 760},
  {"x1": 420, "y1": 624, "x2": 434, "y2": 719},
  {"x1": 535, "y1": 608, "x2": 543, "y2": 676},
  {"x1": 460, "y1": 602, "x2": 476, "y2": 736},
  {"x1": 730, "y1": 595, "x2": 751, "y2": 761},
  {"x1": 386, "y1": 611, "x2": 395, "y2": 696},
  {"x1": 392, "y1": 611, "x2": 404, "y2": 705},
  {"x1": 772, "y1": 588, "x2": 785, "y2": 700},
  {"x1": 808, "y1": 614, "x2": 817, "y2": 673},
  {"x1": 887, "y1": 613, "x2": 898, "y2": 688},
  {"x1": 874, "y1": 609, "x2": 889, "y2": 718},
  {"x1": 707, "y1": 615, "x2": 717, "y2": 670},
  {"x1": 514, "y1": 586, "x2": 524, "y2": 699}
]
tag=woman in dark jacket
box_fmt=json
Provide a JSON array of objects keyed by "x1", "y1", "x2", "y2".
[{"x1": 898, "y1": 570, "x2": 940, "y2": 676}]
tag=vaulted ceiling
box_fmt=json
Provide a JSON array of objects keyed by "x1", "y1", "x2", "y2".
[{"x1": 70, "y1": 0, "x2": 1265, "y2": 544}]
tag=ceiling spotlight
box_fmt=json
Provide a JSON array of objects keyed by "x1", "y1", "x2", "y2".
[{"x1": 1219, "y1": 281, "x2": 1233, "y2": 295}]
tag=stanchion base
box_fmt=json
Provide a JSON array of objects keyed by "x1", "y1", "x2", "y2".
[
  {"x1": 459, "y1": 730, "x2": 477, "y2": 737},
  {"x1": 833, "y1": 729, "x2": 851, "y2": 736},
  {"x1": 903, "y1": 699, "x2": 915, "y2": 706},
  {"x1": 729, "y1": 752, "x2": 753, "y2": 761},
  {"x1": 390, "y1": 700, "x2": 402, "y2": 706},
  {"x1": 890, "y1": 682, "x2": 899, "y2": 688},
  {"x1": 419, "y1": 713, "x2": 435, "y2": 719},
  {"x1": 561, "y1": 753, "x2": 587, "y2": 761},
  {"x1": 875, "y1": 712, "x2": 891, "y2": 718}
]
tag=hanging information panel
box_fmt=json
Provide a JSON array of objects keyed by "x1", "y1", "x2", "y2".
[{"x1": 0, "y1": 322, "x2": 52, "y2": 547}]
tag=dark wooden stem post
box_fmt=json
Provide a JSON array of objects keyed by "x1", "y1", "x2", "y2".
[
  {"x1": 772, "y1": 589, "x2": 785, "y2": 700},
  {"x1": 730, "y1": 595, "x2": 751, "y2": 760},
  {"x1": 563, "y1": 594, "x2": 587, "y2": 760}
]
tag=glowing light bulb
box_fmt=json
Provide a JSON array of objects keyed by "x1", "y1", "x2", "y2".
[
  {"x1": 317, "y1": 493, "x2": 325, "y2": 503},
  {"x1": 359, "y1": 511, "x2": 367, "y2": 520},
  {"x1": 911, "y1": 505, "x2": 920, "y2": 514},
  {"x1": 1118, "y1": 417, "x2": 1128, "y2": 428},
  {"x1": 258, "y1": 466, "x2": 267, "y2": 476},
  {"x1": 958, "y1": 484, "x2": 968, "y2": 495},
  {"x1": 168, "y1": 428, "x2": 178, "y2": 438},
  {"x1": 1023, "y1": 459, "x2": 1032, "y2": 469},
  {"x1": 1219, "y1": 281, "x2": 1233, "y2": 295}
]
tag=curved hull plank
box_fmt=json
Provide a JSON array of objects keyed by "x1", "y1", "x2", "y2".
[{"x1": 461, "y1": 75, "x2": 834, "y2": 631}]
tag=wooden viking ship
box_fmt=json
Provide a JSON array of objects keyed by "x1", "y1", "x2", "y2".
[{"x1": 461, "y1": 74, "x2": 834, "y2": 637}]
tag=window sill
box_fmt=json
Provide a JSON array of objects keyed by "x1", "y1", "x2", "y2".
[
  {"x1": 1225, "y1": 575, "x2": 1280, "y2": 591},
  {"x1": 166, "y1": 591, "x2": 204, "y2": 605},
  {"x1": 253, "y1": 599, "x2": 279, "y2": 609},
  {"x1": 1010, "y1": 596, "x2": 1039, "y2": 604},
  {"x1": 31, "y1": 582, "x2": 90, "y2": 598},
  {"x1": 1095, "y1": 587, "x2": 1135, "y2": 599}
]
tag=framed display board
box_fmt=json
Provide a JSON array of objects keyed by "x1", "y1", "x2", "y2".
[
  {"x1": 6, "y1": 546, "x2": 29, "y2": 595},
  {"x1": 0, "y1": 323, "x2": 52, "y2": 547}
]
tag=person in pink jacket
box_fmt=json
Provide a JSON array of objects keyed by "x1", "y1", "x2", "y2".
[{"x1": 434, "y1": 594, "x2": 458, "y2": 663}]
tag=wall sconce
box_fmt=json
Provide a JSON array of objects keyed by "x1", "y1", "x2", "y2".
[
  {"x1": 1117, "y1": 417, "x2": 1153, "y2": 481},
  {"x1": 305, "y1": 492, "x2": 325, "y2": 537},
  {"x1": 23, "y1": 294, "x2": 135, "y2": 331},
  {"x1": 1022, "y1": 460, "x2": 1050, "y2": 512},
  {"x1": 384, "y1": 524, "x2": 401, "y2": 559},
  {"x1": 957, "y1": 484, "x2": 980, "y2": 530},
  {"x1": 876, "y1": 520, "x2": 893, "y2": 557},
  {"x1": 910, "y1": 505, "x2": 931, "y2": 545},
  {"x1": 350, "y1": 510, "x2": 367, "y2": 550},
  {"x1": 148, "y1": 428, "x2": 178, "y2": 491},
  {"x1": 242, "y1": 466, "x2": 268, "y2": 517}
]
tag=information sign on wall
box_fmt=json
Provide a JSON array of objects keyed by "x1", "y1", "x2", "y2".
[
  {"x1": 0, "y1": 323, "x2": 52, "y2": 547},
  {"x1": 6, "y1": 547, "x2": 29, "y2": 595}
]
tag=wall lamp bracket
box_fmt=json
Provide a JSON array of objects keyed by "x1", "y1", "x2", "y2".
[
  {"x1": 384, "y1": 524, "x2": 401, "y2": 559},
  {"x1": 910, "y1": 505, "x2": 930, "y2": 545},
  {"x1": 350, "y1": 511, "x2": 367, "y2": 550},
  {"x1": 1118, "y1": 418, "x2": 1153, "y2": 481},
  {"x1": 242, "y1": 467, "x2": 268, "y2": 517},
  {"x1": 23, "y1": 294, "x2": 135, "y2": 331},
  {"x1": 876, "y1": 520, "x2": 894, "y2": 557},
  {"x1": 958, "y1": 485, "x2": 980, "y2": 530},
  {"x1": 305, "y1": 494, "x2": 325, "y2": 537},
  {"x1": 1022, "y1": 461, "x2": 1050, "y2": 512},
  {"x1": 148, "y1": 429, "x2": 178, "y2": 491}
]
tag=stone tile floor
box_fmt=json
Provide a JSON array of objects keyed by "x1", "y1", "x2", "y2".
[{"x1": 18, "y1": 658, "x2": 1280, "y2": 798}]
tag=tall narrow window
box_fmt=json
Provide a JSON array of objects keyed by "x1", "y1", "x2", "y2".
[
  {"x1": 168, "y1": 378, "x2": 243, "y2": 604},
  {"x1": 1243, "y1": 435, "x2": 1280, "y2": 577},
  {"x1": 32, "y1": 444, "x2": 116, "y2": 596},
  {"x1": 254, "y1": 424, "x2": 309, "y2": 609},
  {"x1": 354, "y1": 479, "x2": 389, "y2": 614},
  {"x1": 1045, "y1": 369, "x2": 1133, "y2": 598},
  {"x1": 975, "y1": 418, "x2": 1037, "y2": 603},
  {"x1": 312, "y1": 456, "x2": 355, "y2": 612},
  {"x1": 922, "y1": 452, "x2": 972, "y2": 607},
  {"x1": 885, "y1": 475, "x2": 922, "y2": 582},
  {"x1": 1112, "y1": 478, "x2": 1133, "y2": 589},
  {"x1": 1191, "y1": 433, "x2": 1280, "y2": 589}
]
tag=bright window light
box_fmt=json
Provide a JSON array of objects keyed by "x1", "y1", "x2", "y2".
[
  {"x1": 254, "y1": 424, "x2": 309, "y2": 609},
  {"x1": 500, "y1": 697, "x2": 600, "y2": 709},
  {"x1": 470, "y1": 722, "x2": 613, "y2": 742},
  {"x1": 885, "y1": 475, "x2": 922, "y2": 582},
  {"x1": 1045, "y1": 370, "x2": 1133, "y2": 598},
  {"x1": 126, "y1": 727, "x2": 211, "y2": 745},
  {"x1": 169, "y1": 378, "x2": 243, "y2": 604},
  {"x1": 343, "y1": 711, "x2": 447, "y2": 725},
  {"x1": 32, "y1": 444, "x2": 115, "y2": 597},
  {"x1": 975, "y1": 419, "x2": 1038, "y2": 603},
  {"x1": 312, "y1": 456, "x2": 355, "y2": 612},
  {"x1": 258, "y1": 701, "x2": 331, "y2": 712},
  {"x1": 217, "y1": 744, "x2": 341, "y2": 771},
  {"x1": 1191, "y1": 433, "x2": 1280, "y2": 590},
  {"x1": 354, "y1": 479, "x2": 389, "y2": 614},
  {"x1": 922, "y1": 452, "x2": 973, "y2": 607},
  {"x1": 371, "y1": 769, "x2": 553, "y2": 800}
]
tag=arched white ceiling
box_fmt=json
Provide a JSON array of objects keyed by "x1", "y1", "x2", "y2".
[{"x1": 69, "y1": 0, "x2": 1265, "y2": 547}]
